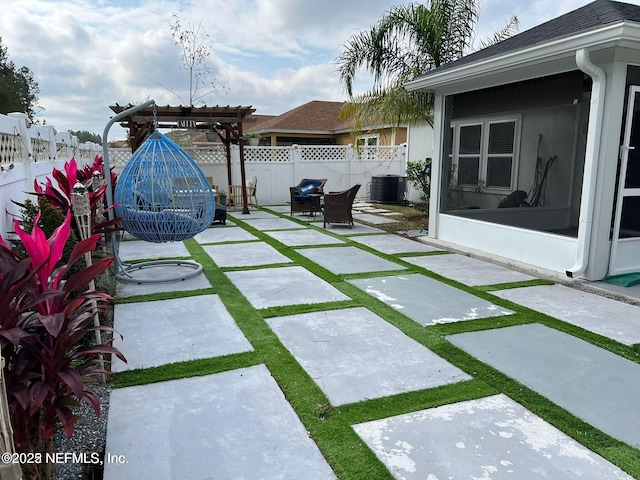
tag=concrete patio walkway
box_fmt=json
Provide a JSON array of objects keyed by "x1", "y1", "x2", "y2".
[{"x1": 104, "y1": 204, "x2": 640, "y2": 479}]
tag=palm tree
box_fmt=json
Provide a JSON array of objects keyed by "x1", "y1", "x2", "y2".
[{"x1": 336, "y1": 0, "x2": 518, "y2": 129}]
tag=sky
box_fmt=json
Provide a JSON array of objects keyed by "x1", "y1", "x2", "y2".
[{"x1": 2, "y1": 0, "x2": 640, "y2": 141}]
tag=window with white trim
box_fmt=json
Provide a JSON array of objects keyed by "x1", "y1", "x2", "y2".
[
  {"x1": 450, "y1": 118, "x2": 519, "y2": 191},
  {"x1": 356, "y1": 134, "x2": 379, "y2": 147}
]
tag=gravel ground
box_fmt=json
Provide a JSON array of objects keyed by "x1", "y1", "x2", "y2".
[{"x1": 53, "y1": 383, "x2": 111, "y2": 480}]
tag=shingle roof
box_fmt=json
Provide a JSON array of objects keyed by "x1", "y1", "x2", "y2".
[
  {"x1": 418, "y1": 0, "x2": 640, "y2": 78},
  {"x1": 244, "y1": 114, "x2": 277, "y2": 133},
  {"x1": 249, "y1": 100, "x2": 352, "y2": 133}
]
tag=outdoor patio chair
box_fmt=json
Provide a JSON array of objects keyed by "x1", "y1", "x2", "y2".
[
  {"x1": 290, "y1": 178, "x2": 327, "y2": 216},
  {"x1": 323, "y1": 184, "x2": 361, "y2": 228},
  {"x1": 246, "y1": 174, "x2": 258, "y2": 207},
  {"x1": 230, "y1": 174, "x2": 258, "y2": 210},
  {"x1": 206, "y1": 176, "x2": 221, "y2": 205}
]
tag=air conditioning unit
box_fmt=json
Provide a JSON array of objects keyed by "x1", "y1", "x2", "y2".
[{"x1": 370, "y1": 175, "x2": 406, "y2": 204}]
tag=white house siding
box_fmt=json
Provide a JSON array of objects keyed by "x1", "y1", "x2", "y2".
[{"x1": 406, "y1": 120, "x2": 435, "y2": 203}]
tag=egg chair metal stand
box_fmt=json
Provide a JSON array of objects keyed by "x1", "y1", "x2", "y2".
[{"x1": 102, "y1": 100, "x2": 214, "y2": 284}]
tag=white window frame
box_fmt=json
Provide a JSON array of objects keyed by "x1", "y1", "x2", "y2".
[
  {"x1": 356, "y1": 134, "x2": 380, "y2": 147},
  {"x1": 356, "y1": 133, "x2": 380, "y2": 160},
  {"x1": 450, "y1": 115, "x2": 521, "y2": 193}
]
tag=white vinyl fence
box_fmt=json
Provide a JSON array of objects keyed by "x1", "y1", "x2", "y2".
[
  {"x1": 0, "y1": 113, "x2": 100, "y2": 240},
  {"x1": 0, "y1": 109, "x2": 413, "y2": 240},
  {"x1": 108, "y1": 142, "x2": 409, "y2": 205}
]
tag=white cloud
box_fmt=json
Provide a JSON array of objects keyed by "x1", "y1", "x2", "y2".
[{"x1": 4, "y1": 0, "x2": 640, "y2": 139}]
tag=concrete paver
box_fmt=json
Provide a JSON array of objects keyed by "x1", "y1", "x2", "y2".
[
  {"x1": 202, "y1": 241, "x2": 292, "y2": 268},
  {"x1": 264, "y1": 228, "x2": 345, "y2": 246},
  {"x1": 448, "y1": 323, "x2": 640, "y2": 448},
  {"x1": 193, "y1": 226, "x2": 257, "y2": 244},
  {"x1": 351, "y1": 234, "x2": 443, "y2": 255},
  {"x1": 107, "y1": 206, "x2": 640, "y2": 480},
  {"x1": 105, "y1": 365, "x2": 336, "y2": 480},
  {"x1": 403, "y1": 252, "x2": 536, "y2": 286},
  {"x1": 493, "y1": 284, "x2": 640, "y2": 345},
  {"x1": 117, "y1": 264, "x2": 213, "y2": 297},
  {"x1": 117, "y1": 240, "x2": 190, "y2": 261},
  {"x1": 228, "y1": 210, "x2": 278, "y2": 219},
  {"x1": 349, "y1": 274, "x2": 514, "y2": 326},
  {"x1": 352, "y1": 212, "x2": 400, "y2": 225},
  {"x1": 354, "y1": 394, "x2": 633, "y2": 480},
  {"x1": 267, "y1": 307, "x2": 470, "y2": 405},
  {"x1": 324, "y1": 222, "x2": 387, "y2": 234},
  {"x1": 112, "y1": 295, "x2": 252, "y2": 372},
  {"x1": 239, "y1": 217, "x2": 304, "y2": 230},
  {"x1": 226, "y1": 266, "x2": 349, "y2": 308},
  {"x1": 297, "y1": 246, "x2": 405, "y2": 274},
  {"x1": 266, "y1": 205, "x2": 293, "y2": 214},
  {"x1": 354, "y1": 206, "x2": 390, "y2": 213}
]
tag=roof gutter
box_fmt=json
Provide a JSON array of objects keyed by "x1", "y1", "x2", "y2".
[{"x1": 566, "y1": 48, "x2": 605, "y2": 278}]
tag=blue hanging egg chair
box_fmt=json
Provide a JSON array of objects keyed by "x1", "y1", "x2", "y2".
[
  {"x1": 115, "y1": 130, "x2": 215, "y2": 243},
  {"x1": 104, "y1": 124, "x2": 215, "y2": 284}
]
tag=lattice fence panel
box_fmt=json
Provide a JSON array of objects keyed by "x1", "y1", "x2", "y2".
[
  {"x1": 0, "y1": 133, "x2": 27, "y2": 165},
  {"x1": 109, "y1": 149, "x2": 133, "y2": 167},
  {"x1": 376, "y1": 146, "x2": 404, "y2": 162},
  {"x1": 353, "y1": 146, "x2": 405, "y2": 162},
  {"x1": 189, "y1": 147, "x2": 227, "y2": 164},
  {"x1": 244, "y1": 146, "x2": 291, "y2": 163},
  {"x1": 299, "y1": 145, "x2": 349, "y2": 162}
]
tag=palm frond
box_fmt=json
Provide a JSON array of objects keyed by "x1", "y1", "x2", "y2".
[
  {"x1": 478, "y1": 15, "x2": 519, "y2": 50},
  {"x1": 336, "y1": 0, "x2": 516, "y2": 139}
]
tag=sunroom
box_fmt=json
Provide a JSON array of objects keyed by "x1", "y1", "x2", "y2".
[{"x1": 406, "y1": 0, "x2": 640, "y2": 281}]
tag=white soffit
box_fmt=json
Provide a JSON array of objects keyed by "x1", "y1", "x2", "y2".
[{"x1": 405, "y1": 22, "x2": 640, "y2": 95}]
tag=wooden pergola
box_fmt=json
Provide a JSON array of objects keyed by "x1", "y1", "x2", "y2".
[{"x1": 109, "y1": 104, "x2": 257, "y2": 214}]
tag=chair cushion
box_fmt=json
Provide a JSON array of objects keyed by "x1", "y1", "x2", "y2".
[
  {"x1": 293, "y1": 194, "x2": 312, "y2": 201},
  {"x1": 298, "y1": 184, "x2": 318, "y2": 195}
]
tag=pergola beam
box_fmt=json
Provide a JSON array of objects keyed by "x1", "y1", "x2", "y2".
[{"x1": 109, "y1": 103, "x2": 256, "y2": 214}]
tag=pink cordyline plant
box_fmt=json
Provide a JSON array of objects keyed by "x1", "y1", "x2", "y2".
[
  {"x1": 30, "y1": 156, "x2": 120, "y2": 239},
  {"x1": 0, "y1": 211, "x2": 125, "y2": 472}
]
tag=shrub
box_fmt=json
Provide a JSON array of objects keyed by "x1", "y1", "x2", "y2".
[
  {"x1": 406, "y1": 158, "x2": 431, "y2": 203},
  {"x1": 13, "y1": 198, "x2": 83, "y2": 276},
  {"x1": 0, "y1": 212, "x2": 125, "y2": 479},
  {"x1": 30, "y1": 156, "x2": 121, "y2": 241}
]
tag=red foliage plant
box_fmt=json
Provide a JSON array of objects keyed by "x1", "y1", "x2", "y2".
[
  {"x1": 31, "y1": 156, "x2": 120, "y2": 239},
  {"x1": 0, "y1": 211, "x2": 125, "y2": 453}
]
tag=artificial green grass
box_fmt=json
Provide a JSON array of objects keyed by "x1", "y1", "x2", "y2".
[
  {"x1": 111, "y1": 209, "x2": 640, "y2": 479},
  {"x1": 478, "y1": 278, "x2": 556, "y2": 292},
  {"x1": 113, "y1": 351, "x2": 260, "y2": 388}
]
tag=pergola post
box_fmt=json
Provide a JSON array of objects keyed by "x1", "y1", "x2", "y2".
[
  {"x1": 109, "y1": 104, "x2": 256, "y2": 211},
  {"x1": 238, "y1": 122, "x2": 250, "y2": 214}
]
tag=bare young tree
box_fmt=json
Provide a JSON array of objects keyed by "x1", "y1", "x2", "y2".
[{"x1": 167, "y1": 12, "x2": 226, "y2": 106}]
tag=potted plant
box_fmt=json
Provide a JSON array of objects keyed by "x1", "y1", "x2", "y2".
[{"x1": 244, "y1": 132, "x2": 260, "y2": 146}]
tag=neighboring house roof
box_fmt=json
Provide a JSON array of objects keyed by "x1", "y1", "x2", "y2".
[
  {"x1": 406, "y1": 0, "x2": 640, "y2": 92},
  {"x1": 250, "y1": 100, "x2": 353, "y2": 134},
  {"x1": 244, "y1": 114, "x2": 277, "y2": 133},
  {"x1": 192, "y1": 114, "x2": 276, "y2": 143},
  {"x1": 193, "y1": 100, "x2": 406, "y2": 143}
]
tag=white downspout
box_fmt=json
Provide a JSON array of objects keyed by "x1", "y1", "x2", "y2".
[{"x1": 566, "y1": 48, "x2": 606, "y2": 278}]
